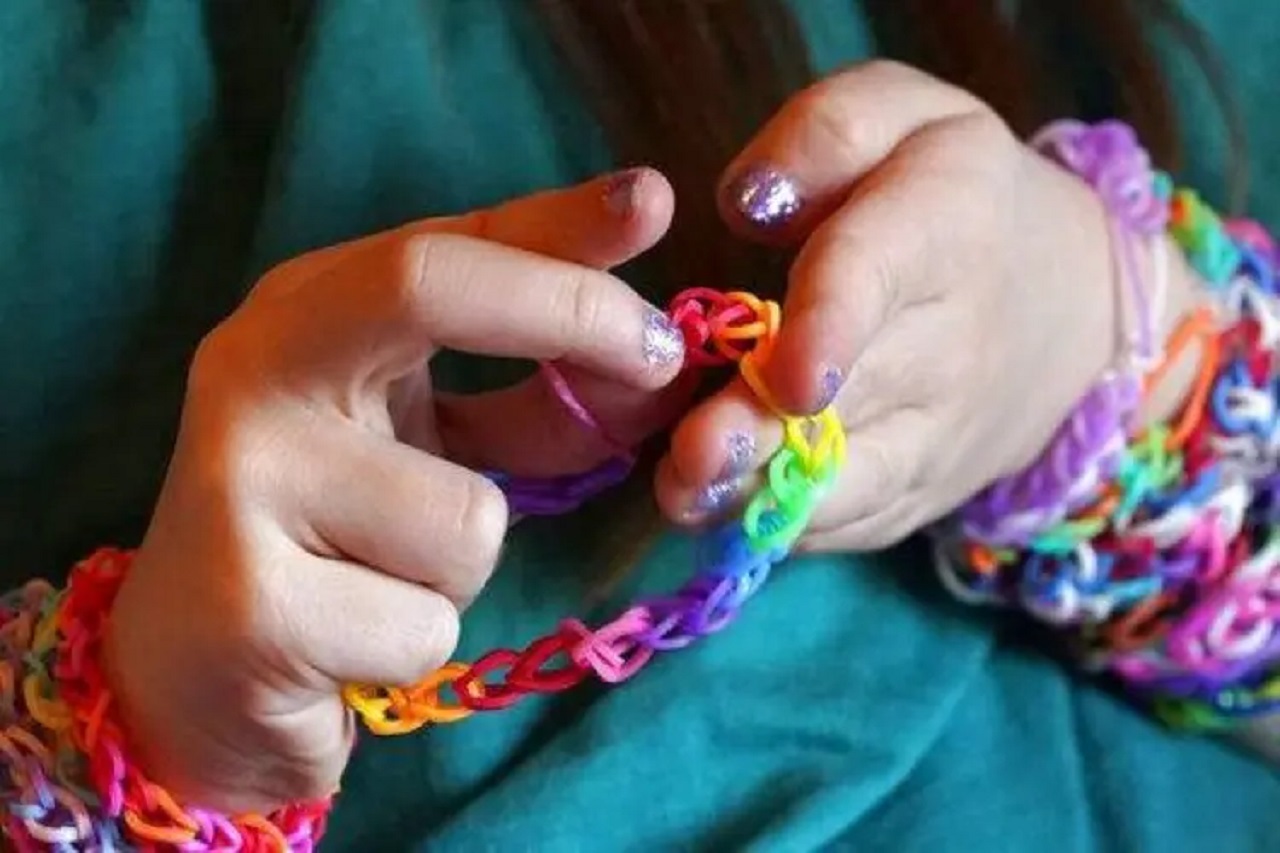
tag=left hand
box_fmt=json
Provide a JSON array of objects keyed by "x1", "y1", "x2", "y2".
[{"x1": 655, "y1": 61, "x2": 1190, "y2": 550}]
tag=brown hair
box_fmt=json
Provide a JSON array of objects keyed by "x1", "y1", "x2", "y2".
[{"x1": 536, "y1": 0, "x2": 1244, "y2": 299}]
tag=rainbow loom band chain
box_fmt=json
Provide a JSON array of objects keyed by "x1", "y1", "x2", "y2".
[{"x1": 343, "y1": 288, "x2": 847, "y2": 735}]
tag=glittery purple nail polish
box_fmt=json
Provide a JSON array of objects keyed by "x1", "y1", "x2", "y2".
[
  {"x1": 694, "y1": 432, "x2": 757, "y2": 513},
  {"x1": 726, "y1": 166, "x2": 802, "y2": 228},
  {"x1": 816, "y1": 365, "x2": 844, "y2": 410},
  {"x1": 604, "y1": 169, "x2": 642, "y2": 219},
  {"x1": 643, "y1": 308, "x2": 685, "y2": 368},
  {"x1": 695, "y1": 477, "x2": 739, "y2": 513},
  {"x1": 722, "y1": 431, "x2": 757, "y2": 477}
]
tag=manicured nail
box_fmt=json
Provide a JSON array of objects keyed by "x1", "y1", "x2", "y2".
[
  {"x1": 604, "y1": 168, "x2": 643, "y2": 220},
  {"x1": 722, "y1": 431, "x2": 757, "y2": 477},
  {"x1": 695, "y1": 477, "x2": 740, "y2": 513},
  {"x1": 816, "y1": 365, "x2": 844, "y2": 410},
  {"x1": 725, "y1": 165, "x2": 802, "y2": 228},
  {"x1": 693, "y1": 432, "x2": 757, "y2": 514},
  {"x1": 643, "y1": 307, "x2": 685, "y2": 368}
]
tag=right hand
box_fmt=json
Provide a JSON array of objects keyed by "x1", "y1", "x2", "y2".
[{"x1": 105, "y1": 169, "x2": 690, "y2": 814}]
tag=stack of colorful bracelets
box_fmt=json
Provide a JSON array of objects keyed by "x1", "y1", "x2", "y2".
[
  {"x1": 935, "y1": 119, "x2": 1280, "y2": 730},
  {"x1": 3, "y1": 117, "x2": 1278, "y2": 851}
]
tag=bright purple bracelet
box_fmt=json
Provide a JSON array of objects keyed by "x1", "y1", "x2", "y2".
[{"x1": 960, "y1": 120, "x2": 1171, "y2": 547}]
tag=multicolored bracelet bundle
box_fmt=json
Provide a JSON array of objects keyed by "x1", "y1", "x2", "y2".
[
  {"x1": 935, "y1": 120, "x2": 1280, "y2": 730},
  {"x1": 2, "y1": 553, "x2": 332, "y2": 850},
  {"x1": 4, "y1": 117, "x2": 1278, "y2": 851}
]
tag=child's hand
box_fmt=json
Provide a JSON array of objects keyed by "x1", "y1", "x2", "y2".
[
  {"x1": 657, "y1": 61, "x2": 1191, "y2": 549},
  {"x1": 107, "y1": 170, "x2": 689, "y2": 812}
]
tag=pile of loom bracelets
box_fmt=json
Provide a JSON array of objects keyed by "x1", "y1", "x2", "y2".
[
  {"x1": 343, "y1": 287, "x2": 847, "y2": 735},
  {"x1": 933, "y1": 120, "x2": 1280, "y2": 730}
]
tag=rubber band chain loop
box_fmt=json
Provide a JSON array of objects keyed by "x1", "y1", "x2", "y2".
[{"x1": 344, "y1": 288, "x2": 847, "y2": 735}]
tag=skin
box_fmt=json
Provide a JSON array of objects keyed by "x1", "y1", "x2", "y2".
[
  {"x1": 108, "y1": 61, "x2": 1204, "y2": 813},
  {"x1": 658, "y1": 61, "x2": 1201, "y2": 550},
  {"x1": 107, "y1": 169, "x2": 693, "y2": 812}
]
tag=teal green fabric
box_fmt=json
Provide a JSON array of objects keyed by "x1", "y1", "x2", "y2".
[{"x1": 1, "y1": 2, "x2": 1277, "y2": 851}]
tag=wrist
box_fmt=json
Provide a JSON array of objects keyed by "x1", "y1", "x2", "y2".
[{"x1": 2, "y1": 549, "x2": 333, "y2": 851}]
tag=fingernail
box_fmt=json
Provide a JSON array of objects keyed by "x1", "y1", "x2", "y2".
[
  {"x1": 695, "y1": 476, "x2": 740, "y2": 514},
  {"x1": 693, "y1": 432, "x2": 756, "y2": 514},
  {"x1": 722, "y1": 431, "x2": 757, "y2": 478},
  {"x1": 643, "y1": 307, "x2": 685, "y2": 368},
  {"x1": 816, "y1": 365, "x2": 844, "y2": 410},
  {"x1": 725, "y1": 165, "x2": 802, "y2": 228},
  {"x1": 604, "y1": 168, "x2": 643, "y2": 220}
]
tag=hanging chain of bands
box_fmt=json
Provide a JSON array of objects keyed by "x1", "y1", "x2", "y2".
[{"x1": 343, "y1": 288, "x2": 847, "y2": 734}]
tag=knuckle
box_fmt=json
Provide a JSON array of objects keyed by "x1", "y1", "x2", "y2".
[
  {"x1": 187, "y1": 323, "x2": 240, "y2": 400},
  {"x1": 400, "y1": 232, "x2": 457, "y2": 319},
  {"x1": 393, "y1": 599, "x2": 461, "y2": 685},
  {"x1": 182, "y1": 329, "x2": 287, "y2": 503},
  {"x1": 453, "y1": 475, "x2": 509, "y2": 571},
  {"x1": 809, "y1": 228, "x2": 906, "y2": 321},
  {"x1": 789, "y1": 83, "x2": 880, "y2": 165},
  {"x1": 861, "y1": 438, "x2": 906, "y2": 499},
  {"x1": 557, "y1": 267, "x2": 606, "y2": 344}
]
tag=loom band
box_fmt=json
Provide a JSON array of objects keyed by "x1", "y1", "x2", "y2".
[
  {"x1": 86, "y1": 742, "x2": 124, "y2": 818},
  {"x1": 1030, "y1": 515, "x2": 1110, "y2": 556},
  {"x1": 562, "y1": 610, "x2": 655, "y2": 684},
  {"x1": 696, "y1": 571, "x2": 768, "y2": 633},
  {"x1": 707, "y1": 300, "x2": 765, "y2": 343},
  {"x1": 190, "y1": 810, "x2": 246, "y2": 852},
  {"x1": 641, "y1": 577, "x2": 743, "y2": 647},
  {"x1": 963, "y1": 542, "x2": 1018, "y2": 576},
  {"x1": 121, "y1": 790, "x2": 199, "y2": 847},
  {"x1": 670, "y1": 286, "x2": 736, "y2": 312},
  {"x1": 695, "y1": 521, "x2": 764, "y2": 579},
  {"x1": 503, "y1": 633, "x2": 590, "y2": 695},
  {"x1": 735, "y1": 352, "x2": 786, "y2": 422},
  {"x1": 238, "y1": 813, "x2": 292, "y2": 851},
  {"x1": 635, "y1": 578, "x2": 734, "y2": 650},
  {"x1": 450, "y1": 650, "x2": 529, "y2": 712},
  {"x1": 1132, "y1": 477, "x2": 1250, "y2": 550},
  {"x1": 1154, "y1": 698, "x2": 1233, "y2": 731},
  {"x1": 1101, "y1": 590, "x2": 1182, "y2": 653},
  {"x1": 1142, "y1": 307, "x2": 1220, "y2": 451},
  {"x1": 1209, "y1": 609, "x2": 1280, "y2": 669},
  {"x1": 2, "y1": 726, "x2": 55, "y2": 774},
  {"x1": 343, "y1": 664, "x2": 475, "y2": 733},
  {"x1": 1234, "y1": 242, "x2": 1278, "y2": 297},
  {"x1": 743, "y1": 495, "x2": 812, "y2": 555},
  {"x1": 24, "y1": 784, "x2": 92, "y2": 846},
  {"x1": 781, "y1": 409, "x2": 847, "y2": 479},
  {"x1": 21, "y1": 674, "x2": 71, "y2": 734},
  {"x1": 1211, "y1": 363, "x2": 1268, "y2": 436},
  {"x1": 932, "y1": 539, "x2": 1011, "y2": 607},
  {"x1": 538, "y1": 362, "x2": 633, "y2": 459},
  {"x1": 765, "y1": 446, "x2": 818, "y2": 509}
]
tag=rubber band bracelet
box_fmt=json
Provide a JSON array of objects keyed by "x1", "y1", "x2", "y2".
[{"x1": 935, "y1": 119, "x2": 1280, "y2": 733}]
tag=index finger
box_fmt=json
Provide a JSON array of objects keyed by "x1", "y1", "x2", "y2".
[{"x1": 269, "y1": 232, "x2": 687, "y2": 394}]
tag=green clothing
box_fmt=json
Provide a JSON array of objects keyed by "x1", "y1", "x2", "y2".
[{"x1": 1, "y1": 2, "x2": 1277, "y2": 850}]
